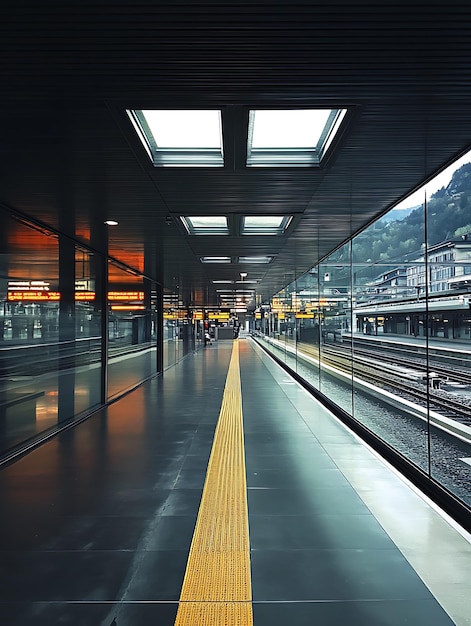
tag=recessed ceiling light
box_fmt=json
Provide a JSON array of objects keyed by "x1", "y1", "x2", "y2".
[{"x1": 104, "y1": 220, "x2": 119, "y2": 226}]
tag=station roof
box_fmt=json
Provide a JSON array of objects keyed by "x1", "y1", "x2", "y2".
[{"x1": 1, "y1": 2, "x2": 471, "y2": 309}]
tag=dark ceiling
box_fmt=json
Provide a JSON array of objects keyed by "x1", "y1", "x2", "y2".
[{"x1": 1, "y1": 1, "x2": 471, "y2": 308}]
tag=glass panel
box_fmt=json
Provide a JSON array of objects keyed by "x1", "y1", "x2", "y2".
[
  {"x1": 162, "y1": 293, "x2": 193, "y2": 369},
  {"x1": 107, "y1": 262, "x2": 156, "y2": 400},
  {"x1": 0, "y1": 211, "x2": 61, "y2": 454},
  {"x1": 295, "y1": 268, "x2": 321, "y2": 389},
  {"x1": 351, "y1": 190, "x2": 429, "y2": 474},
  {"x1": 73, "y1": 248, "x2": 102, "y2": 416},
  {"x1": 163, "y1": 290, "x2": 179, "y2": 369},
  {"x1": 316, "y1": 245, "x2": 352, "y2": 413},
  {"x1": 0, "y1": 212, "x2": 105, "y2": 455},
  {"x1": 315, "y1": 250, "x2": 351, "y2": 414},
  {"x1": 426, "y1": 154, "x2": 471, "y2": 508},
  {"x1": 257, "y1": 274, "x2": 302, "y2": 371}
]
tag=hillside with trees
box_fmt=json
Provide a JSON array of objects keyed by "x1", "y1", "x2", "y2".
[{"x1": 352, "y1": 161, "x2": 471, "y2": 281}]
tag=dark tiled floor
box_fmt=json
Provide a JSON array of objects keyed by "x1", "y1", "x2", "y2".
[{"x1": 0, "y1": 339, "x2": 466, "y2": 625}]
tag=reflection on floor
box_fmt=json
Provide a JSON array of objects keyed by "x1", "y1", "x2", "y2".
[{"x1": 0, "y1": 339, "x2": 469, "y2": 625}]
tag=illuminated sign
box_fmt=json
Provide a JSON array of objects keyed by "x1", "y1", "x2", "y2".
[
  {"x1": 8, "y1": 280, "x2": 51, "y2": 290},
  {"x1": 8, "y1": 291, "x2": 60, "y2": 301},
  {"x1": 271, "y1": 298, "x2": 284, "y2": 312},
  {"x1": 7, "y1": 289, "x2": 145, "y2": 303},
  {"x1": 108, "y1": 291, "x2": 144, "y2": 301},
  {"x1": 75, "y1": 292, "x2": 96, "y2": 301},
  {"x1": 75, "y1": 279, "x2": 95, "y2": 291},
  {"x1": 295, "y1": 313, "x2": 314, "y2": 319},
  {"x1": 111, "y1": 305, "x2": 146, "y2": 311},
  {"x1": 209, "y1": 312, "x2": 230, "y2": 320}
]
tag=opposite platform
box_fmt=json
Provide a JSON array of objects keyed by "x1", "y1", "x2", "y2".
[{"x1": 0, "y1": 339, "x2": 470, "y2": 625}]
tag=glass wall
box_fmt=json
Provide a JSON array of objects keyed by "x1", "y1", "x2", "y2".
[
  {"x1": 0, "y1": 211, "x2": 61, "y2": 452},
  {"x1": 258, "y1": 150, "x2": 471, "y2": 510},
  {"x1": 0, "y1": 206, "x2": 162, "y2": 458}
]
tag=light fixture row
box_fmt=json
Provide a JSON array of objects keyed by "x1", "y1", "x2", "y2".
[
  {"x1": 127, "y1": 108, "x2": 348, "y2": 168},
  {"x1": 180, "y1": 215, "x2": 293, "y2": 236},
  {"x1": 201, "y1": 256, "x2": 273, "y2": 264}
]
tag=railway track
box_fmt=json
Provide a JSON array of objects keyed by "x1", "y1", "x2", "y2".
[
  {"x1": 293, "y1": 340, "x2": 471, "y2": 427},
  {"x1": 327, "y1": 342, "x2": 471, "y2": 385}
]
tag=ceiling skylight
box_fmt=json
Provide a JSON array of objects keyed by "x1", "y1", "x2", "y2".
[
  {"x1": 180, "y1": 216, "x2": 229, "y2": 235},
  {"x1": 127, "y1": 109, "x2": 224, "y2": 167},
  {"x1": 246, "y1": 108, "x2": 347, "y2": 167},
  {"x1": 242, "y1": 215, "x2": 293, "y2": 235},
  {"x1": 200, "y1": 257, "x2": 232, "y2": 264},
  {"x1": 238, "y1": 256, "x2": 273, "y2": 264}
]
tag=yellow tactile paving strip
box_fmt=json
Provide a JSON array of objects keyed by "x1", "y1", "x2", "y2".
[{"x1": 174, "y1": 341, "x2": 253, "y2": 625}]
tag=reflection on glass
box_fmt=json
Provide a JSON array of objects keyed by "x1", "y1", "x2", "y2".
[
  {"x1": 163, "y1": 299, "x2": 199, "y2": 363},
  {"x1": 73, "y1": 248, "x2": 102, "y2": 415},
  {"x1": 0, "y1": 231, "x2": 111, "y2": 456},
  {"x1": 107, "y1": 262, "x2": 157, "y2": 400},
  {"x1": 0, "y1": 208, "x2": 162, "y2": 458},
  {"x1": 0, "y1": 211, "x2": 61, "y2": 453}
]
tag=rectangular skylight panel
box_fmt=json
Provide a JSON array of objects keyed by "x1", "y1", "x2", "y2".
[
  {"x1": 200, "y1": 257, "x2": 231, "y2": 264},
  {"x1": 251, "y1": 110, "x2": 332, "y2": 148},
  {"x1": 247, "y1": 108, "x2": 348, "y2": 167},
  {"x1": 181, "y1": 216, "x2": 229, "y2": 234},
  {"x1": 242, "y1": 215, "x2": 292, "y2": 235},
  {"x1": 127, "y1": 109, "x2": 224, "y2": 166},
  {"x1": 142, "y1": 110, "x2": 221, "y2": 148},
  {"x1": 245, "y1": 216, "x2": 284, "y2": 228},
  {"x1": 239, "y1": 256, "x2": 273, "y2": 264}
]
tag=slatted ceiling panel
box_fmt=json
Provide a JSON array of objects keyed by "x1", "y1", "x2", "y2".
[{"x1": 1, "y1": 3, "x2": 471, "y2": 307}]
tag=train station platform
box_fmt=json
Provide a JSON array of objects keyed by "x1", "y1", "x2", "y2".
[{"x1": 0, "y1": 338, "x2": 470, "y2": 625}]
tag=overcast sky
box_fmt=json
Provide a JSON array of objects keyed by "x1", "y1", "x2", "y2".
[{"x1": 393, "y1": 149, "x2": 471, "y2": 211}]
